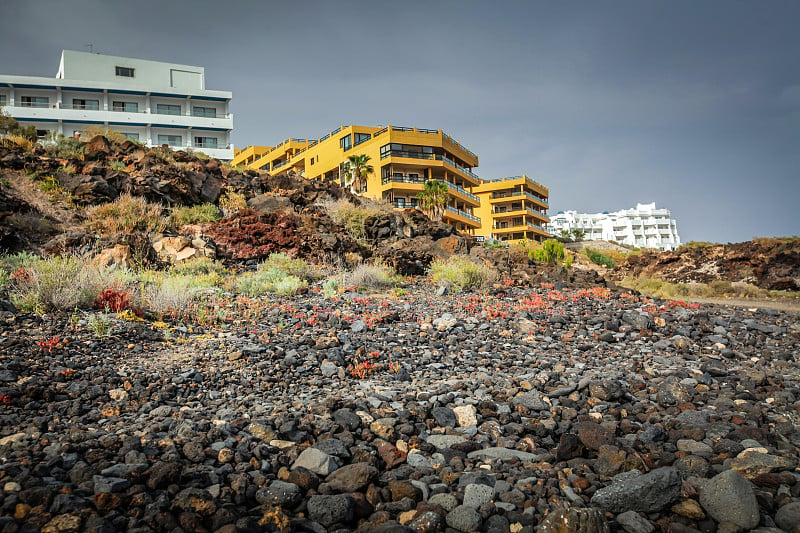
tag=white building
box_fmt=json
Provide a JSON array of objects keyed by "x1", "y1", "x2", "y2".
[
  {"x1": 550, "y1": 202, "x2": 681, "y2": 250},
  {"x1": 0, "y1": 50, "x2": 233, "y2": 160}
]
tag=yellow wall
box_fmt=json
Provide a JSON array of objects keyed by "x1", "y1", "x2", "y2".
[
  {"x1": 234, "y1": 125, "x2": 552, "y2": 240},
  {"x1": 474, "y1": 175, "x2": 551, "y2": 243}
]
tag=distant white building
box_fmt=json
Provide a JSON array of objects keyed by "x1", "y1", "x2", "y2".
[
  {"x1": 0, "y1": 50, "x2": 233, "y2": 160},
  {"x1": 550, "y1": 202, "x2": 681, "y2": 250}
]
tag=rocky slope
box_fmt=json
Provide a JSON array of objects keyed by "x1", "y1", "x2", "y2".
[{"x1": 614, "y1": 240, "x2": 800, "y2": 291}]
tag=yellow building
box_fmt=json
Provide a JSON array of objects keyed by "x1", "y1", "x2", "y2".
[
  {"x1": 473, "y1": 175, "x2": 550, "y2": 243},
  {"x1": 232, "y1": 125, "x2": 482, "y2": 233},
  {"x1": 231, "y1": 125, "x2": 551, "y2": 240}
]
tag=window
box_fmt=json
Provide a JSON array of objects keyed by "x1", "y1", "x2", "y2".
[
  {"x1": 115, "y1": 66, "x2": 135, "y2": 78},
  {"x1": 157, "y1": 134, "x2": 182, "y2": 147},
  {"x1": 36, "y1": 129, "x2": 49, "y2": 139},
  {"x1": 72, "y1": 99, "x2": 99, "y2": 110},
  {"x1": 156, "y1": 104, "x2": 181, "y2": 116},
  {"x1": 340, "y1": 134, "x2": 352, "y2": 151},
  {"x1": 112, "y1": 101, "x2": 138, "y2": 113},
  {"x1": 309, "y1": 156, "x2": 315, "y2": 166},
  {"x1": 354, "y1": 132, "x2": 371, "y2": 146},
  {"x1": 192, "y1": 106, "x2": 217, "y2": 118},
  {"x1": 20, "y1": 96, "x2": 48, "y2": 108},
  {"x1": 396, "y1": 198, "x2": 405, "y2": 208},
  {"x1": 194, "y1": 137, "x2": 218, "y2": 148},
  {"x1": 0, "y1": 94, "x2": 6, "y2": 106},
  {"x1": 123, "y1": 133, "x2": 140, "y2": 141}
]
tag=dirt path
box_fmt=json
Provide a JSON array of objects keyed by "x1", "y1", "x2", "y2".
[
  {"x1": 2, "y1": 170, "x2": 83, "y2": 231},
  {"x1": 673, "y1": 296, "x2": 800, "y2": 314}
]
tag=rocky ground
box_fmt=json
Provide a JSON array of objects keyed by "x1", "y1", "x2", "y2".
[
  {"x1": 1, "y1": 283, "x2": 799, "y2": 533},
  {"x1": 614, "y1": 240, "x2": 800, "y2": 292}
]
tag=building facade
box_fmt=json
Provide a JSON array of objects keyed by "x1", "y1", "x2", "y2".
[
  {"x1": 473, "y1": 175, "x2": 550, "y2": 243},
  {"x1": 231, "y1": 125, "x2": 483, "y2": 234},
  {"x1": 550, "y1": 203, "x2": 681, "y2": 250},
  {"x1": 0, "y1": 50, "x2": 233, "y2": 159}
]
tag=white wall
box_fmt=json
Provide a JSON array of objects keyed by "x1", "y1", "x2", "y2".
[{"x1": 58, "y1": 50, "x2": 205, "y2": 90}]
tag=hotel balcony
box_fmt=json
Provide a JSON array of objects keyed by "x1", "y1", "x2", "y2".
[
  {"x1": 379, "y1": 150, "x2": 480, "y2": 188},
  {"x1": 443, "y1": 205, "x2": 481, "y2": 228}
]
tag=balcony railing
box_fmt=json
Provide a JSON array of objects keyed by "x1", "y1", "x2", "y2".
[
  {"x1": 439, "y1": 180, "x2": 479, "y2": 202},
  {"x1": 272, "y1": 160, "x2": 290, "y2": 169},
  {"x1": 390, "y1": 200, "x2": 419, "y2": 209},
  {"x1": 487, "y1": 175, "x2": 549, "y2": 194},
  {"x1": 524, "y1": 191, "x2": 549, "y2": 206},
  {"x1": 382, "y1": 176, "x2": 427, "y2": 185},
  {"x1": 194, "y1": 141, "x2": 219, "y2": 149},
  {"x1": 380, "y1": 150, "x2": 434, "y2": 160},
  {"x1": 437, "y1": 155, "x2": 479, "y2": 181},
  {"x1": 445, "y1": 205, "x2": 480, "y2": 223},
  {"x1": 19, "y1": 102, "x2": 50, "y2": 108}
]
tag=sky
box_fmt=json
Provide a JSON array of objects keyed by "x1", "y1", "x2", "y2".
[{"x1": 1, "y1": 0, "x2": 798, "y2": 243}]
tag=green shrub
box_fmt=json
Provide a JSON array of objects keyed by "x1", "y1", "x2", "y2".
[
  {"x1": 235, "y1": 253, "x2": 310, "y2": 296},
  {"x1": 260, "y1": 252, "x2": 309, "y2": 278},
  {"x1": 142, "y1": 275, "x2": 203, "y2": 318},
  {"x1": 169, "y1": 203, "x2": 221, "y2": 227},
  {"x1": 347, "y1": 263, "x2": 395, "y2": 290},
  {"x1": 108, "y1": 160, "x2": 127, "y2": 172},
  {"x1": 86, "y1": 193, "x2": 166, "y2": 234},
  {"x1": 236, "y1": 270, "x2": 307, "y2": 296},
  {"x1": 585, "y1": 248, "x2": 615, "y2": 268},
  {"x1": 322, "y1": 278, "x2": 341, "y2": 299},
  {"x1": 45, "y1": 135, "x2": 85, "y2": 159},
  {"x1": 8, "y1": 256, "x2": 107, "y2": 313},
  {"x1": 430, "y1": 256, "x2": 492, "y2": 291},
  {"x1": 321, "y1": 198, "x2": 382, "y2": 242},
  {"x1": 171, "y1": 257, "x2": 228, "y2": 277},
  {"x1": 529, "y1": 239, "x2": 565, "y2": 264}
]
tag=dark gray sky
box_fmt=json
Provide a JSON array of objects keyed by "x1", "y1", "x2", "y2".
[{"x1": 2, "y1": 0, "x2": 798, "y2": 243}]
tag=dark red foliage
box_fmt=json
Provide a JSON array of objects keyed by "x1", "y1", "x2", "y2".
[
  {"x1": 202, "y1": 210, "x2": 304, "y2": 261},
  {"x1": 95, "y1": 287, "x2": 131, "y2": 312}
]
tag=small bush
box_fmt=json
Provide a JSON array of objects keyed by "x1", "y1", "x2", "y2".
[
  {"x1": 169, "y1": 203, "x2": 221, "y2": 227},
  {"x1": 143, "y1": 275, "x2": 203, "y2": 318},
  {"x1": 347, "y1": 263, "x2": 395, "y2": 290},
  {"x1": 88, "y1": 313, "x2": 112, "y2": 337},
  {"x1": 86, "y1": 193, "x2": 166, "y2": 235},
  {"x1": 430, "y1": 256, "x2": 492, "y2": 291},
  {"x1": 45, "y1": 135, "x2": 85, "y2": 159},
  {"x1": 236, "y1": 270, "x2": 307, "y2": 296},
  {"x1": 529, "y1": 239, "x2": 565, "y2": 264},
  {"x1": 7, "y1": 256, "x2": 106, "y2": 313},
  {"x1": 260, "y1": 252, "x2": 309, "y2": 279},
  {"x1": 585, "y1": 248, "x2": 615, "y2": 268},
  {"x1": 322, "y1": 278, "x2": 341, "y2": 299},
  {"x1": 219, "y1": 190, "x2": 247, "y2": 217},
  {"x1": 81, "y1": 126, "x2": 128, "y2": 145},
  {"x1": 7, "y1": 212, "x2": 55, "y2": 234},
  {"x1": 95, "y1": 287, "x2": 131, "y2": 312},
  {"x1": 321, "y1": 198, "x2": 382, "y2": 242},
  {"x1": 0, "y1": 135, "x2": 36, "y2": 152},
  {"x1": 677, "y1": 241, "x2": 716, "y2": 252},
  {"x1": 171, "y1": 257, "x2": 228, "y2": 277},
  {"x1": 108, "y1": 160, "x2": 127, "y2": 172},
  {"x1": 235, "y1": 253, "x2": 310, "y2": 296}
]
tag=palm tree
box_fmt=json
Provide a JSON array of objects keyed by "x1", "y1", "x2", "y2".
[
  {"x1": 343, "y1": 154, "x2": 373, "y2": 194},
  {"x1": 417, "y1": 180, "x2": 449, "y2": 221}
]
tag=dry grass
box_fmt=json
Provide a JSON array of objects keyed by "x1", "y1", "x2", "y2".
[
  {"x1": 319, "y1": 197, "x2": 383, "y2": 242},
  {"x1": 1, "y1": 135, "x2": 36, "y2": 152},
  {"x1": 219, "y1": 190, "x2": 247, "y2": 217},
  {"x1": 85, "y1": 194, "x2": 166, "y2": 235},
  {"x1": 347, "y1": 263, "x2": 396, "y2": 290},
  {"x1": 619, "y1": 275, "x2": 799, "y2": 300},
  {"x1": 430, "y1": 256, "x2": 494, "y2": 291},
  {"x1": 5, "y1": 255, "x2": 112, "y2": 313},
  {"x1": 169, "y1": 203, "x2": 221, "y2": 227}
]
